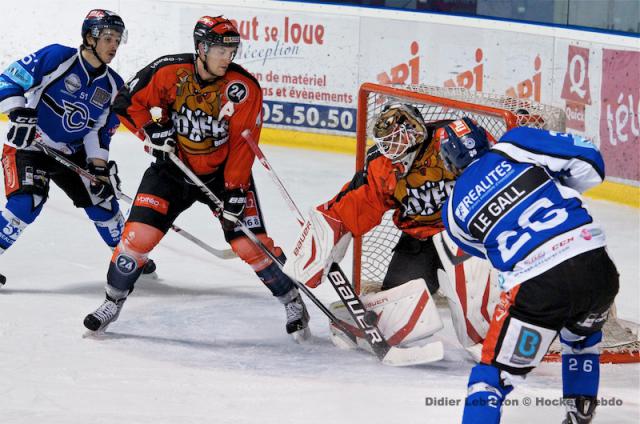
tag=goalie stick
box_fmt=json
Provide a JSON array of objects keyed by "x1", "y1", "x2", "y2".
[
  {"x1": 240, "y1": 130, "x2": 444, "y2": 366},
  {"x1": 34, "y1": 141, "x2": 235, "y2": 260}
]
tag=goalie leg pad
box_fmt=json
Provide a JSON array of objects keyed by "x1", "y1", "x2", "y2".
[
  {"x1": 284, "y1": 208, "x2": 351, "y2": 288},
  {"x1": 433, "y1": 231, "x2": 499, "y2": 350},
  {"x1": 329, "y1": 278, "x2": 443, "y2": 347}
]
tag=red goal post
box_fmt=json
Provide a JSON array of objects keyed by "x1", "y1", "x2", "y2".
[{"x1": 351, "y1": 82, "x2": 639, "y2": 364}]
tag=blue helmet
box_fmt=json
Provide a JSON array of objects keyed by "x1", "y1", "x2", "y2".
[
  {"x1": 82, "y1": 9, "x2": 127, "y2": 44},
  {"x1": 437, "y1": 117, "x2": 491, "y2": 175}
]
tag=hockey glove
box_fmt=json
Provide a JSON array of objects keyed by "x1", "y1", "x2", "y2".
[
  {"x1": 221, "y1": 188, "x2": 246, "y2": 231},
  {"x1": 143, "y1": 121, "x2": 176, "y2": 162},
  {"x1": 7, "y1": 107, "x2": 38, "y2": 148},
  {"x1": 88, "y1": 161, "x2": 122, "y2": 200}
]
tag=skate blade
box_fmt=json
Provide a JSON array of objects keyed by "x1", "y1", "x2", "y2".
[
  {"x1": 83, "y1": 328, "x2": 107, "y2": 339},
  {"x1": 291, "y1": 327, "x2": 311, "y2": 343}
]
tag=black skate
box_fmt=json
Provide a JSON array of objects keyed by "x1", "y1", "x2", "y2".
[
  {"x1": 140, "y1": 259, "x2": 158, "y2": 280},
  {"x1": 283, "y1": 291, "x2": 311, "y2": 342},
  {"x1": 83, "y1": 295, "x2": 126, "y2": 333},
  {"x1": 563, "y1": 396, "x2": 597, "y2": 424},
  {"x1": 0, "y1": 273, "x2": 6, "y2": 287}
]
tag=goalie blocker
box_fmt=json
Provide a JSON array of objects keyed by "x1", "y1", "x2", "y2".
[{"x1": 285, "y1": 208, "x2": 499, "y2": 360}]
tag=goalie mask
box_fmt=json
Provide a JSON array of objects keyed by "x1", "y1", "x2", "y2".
[{"x1": 371, "y1": 103, "x2": 427, "y2": 167}]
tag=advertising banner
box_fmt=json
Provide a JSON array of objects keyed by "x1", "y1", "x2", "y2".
[
  {"x1": 200, "y1": 8, "x2": 361, "y2": 134},
  {"x1": 599, "y1": 48, "x2": 640, "y2": 181}
]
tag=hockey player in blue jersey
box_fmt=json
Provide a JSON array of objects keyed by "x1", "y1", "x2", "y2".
[
  {"x1": 0, "y1": 10, "x2": 153, "y2": 285},
  {"x1": 439, "y1": 118, "x2": 619, "y2": 424}
]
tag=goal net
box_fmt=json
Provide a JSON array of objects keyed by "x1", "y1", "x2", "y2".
[{"x1": 352, "y1": 82, "x2": 638, "y2": 363}]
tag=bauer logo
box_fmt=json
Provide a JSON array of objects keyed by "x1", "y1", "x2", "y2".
[
  {"x1": 116, "y1": 254, "x2": 137, "y2": 275},
  {"x1": 134, "y1": 194, "x2": 169, "y2": 215}
]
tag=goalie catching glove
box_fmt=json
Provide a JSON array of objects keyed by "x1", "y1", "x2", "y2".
[{"x1": 284, "y1": 208, "x2": 352, "y2": 288}]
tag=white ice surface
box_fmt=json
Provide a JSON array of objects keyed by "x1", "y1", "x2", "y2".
[{"x1": 0, "y1": 127, "x2": 638, "y2": 423}]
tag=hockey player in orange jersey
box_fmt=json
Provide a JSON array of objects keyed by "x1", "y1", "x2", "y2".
[
  {"x1": 285, "y1": 103, "x2": 500, "y2": 358},
  {"x1": 83, "y1": 16, "x2": 309, "y2": 341}
]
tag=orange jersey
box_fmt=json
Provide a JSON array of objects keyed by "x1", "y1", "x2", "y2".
[
  {"x1": 322, "y1": 139, "x2": 456, "y2": 240},
  {"x1": 113, "y1": 54, "x2": 262, "y2": 189}
]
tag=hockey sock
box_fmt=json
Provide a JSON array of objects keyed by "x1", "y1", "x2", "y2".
[
  {"x1": 561, "y1": 329, "x2": 601, "y2": 398},
  {"x1": 84, "y1": 200, "x2": 124, "y2": 247},
  {"x1": 0, "y1": 194, "x2": 42, "y2": 250},
  {"x1": 462, "y1": 364, "x2": 513, "y2": 424},
  {"x1": 256, "y1": 254, "x2": 294, "y2": 298}
]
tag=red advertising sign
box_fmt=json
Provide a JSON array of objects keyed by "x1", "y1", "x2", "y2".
[
  {"x1": 600, "y1": 49, "x2": 640, "y2": 181},
  {"x1": 561, "y1": 46, "x2": 592, "y2": 131}
]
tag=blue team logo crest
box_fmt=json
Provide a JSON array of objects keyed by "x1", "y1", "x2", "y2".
[
  {"x1": 61, "y1": 100, "x2": 90, "y2": 132},
  {"x1": 64, "y1": 74, "x2": 82, "y2": 94}
]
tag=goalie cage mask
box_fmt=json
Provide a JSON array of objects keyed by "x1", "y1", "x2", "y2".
[{"x1": 371, "y1": 103, "x2": 427, "y2": 163}]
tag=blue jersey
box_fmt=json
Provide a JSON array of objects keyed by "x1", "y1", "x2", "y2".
[
  {"x1": 443, "y1": 127, "x2": 607, "y2": 290},
  {"x1": 0, "y1": 44, "x2": 123, "y2": 160}
]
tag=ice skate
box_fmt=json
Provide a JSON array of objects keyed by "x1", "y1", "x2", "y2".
[
  {"x1": 83, "y1": 295, "x2": 126, "y2": 333},
  {"x1": 562, "y1": 396, "x2": 596, "y2": 424},
  {"x1": 282, "y1": 290, "x2": 311, "y2": 342},
  {"x1": 0, "y1": 273, "x2": 6, "y2": 287},
  {"x1": 139, "y1": 259, "x2": 158, "y2": 280}
]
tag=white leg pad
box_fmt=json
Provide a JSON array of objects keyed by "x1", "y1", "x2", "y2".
[
  {"x1": 433, "y1": 231, "x2": 500, "y2": 349},
  {"x1": 329, "y1": 278, "x2": 443, "y2": 347}
]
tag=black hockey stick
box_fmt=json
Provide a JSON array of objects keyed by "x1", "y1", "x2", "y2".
[
  {"x1": 237, "y1": 132, "x2": 443, "y2": 365},
  {"x1": 34, "y1": 141, "x2": 235, "y2": 260}
]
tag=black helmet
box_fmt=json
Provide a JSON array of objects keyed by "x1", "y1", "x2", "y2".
[
  {"x1": 82, "y1": 9, "x2": 127, "y2": 44},
  {"x1": 193, "y1": 16, "x2": 240, "y2": 52}
]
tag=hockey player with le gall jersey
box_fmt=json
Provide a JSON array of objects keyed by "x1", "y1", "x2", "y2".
[
  {"x1": 285, "y1": 103, "x2": 501, "y2": 359},
  {"x1": 440, "y1": 120, "x2": 619, "y2": 424},
  {"x1": 83, "y1": 16, "x2": 310, "y2": 341}
]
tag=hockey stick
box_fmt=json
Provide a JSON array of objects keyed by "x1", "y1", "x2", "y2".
[
  {"x1": 240, "y1": 131, "x2": 444, "y2": 365},
  {"x1": 34, "y1": 141, "x2": 235, "y2": 260}
]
